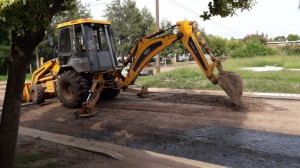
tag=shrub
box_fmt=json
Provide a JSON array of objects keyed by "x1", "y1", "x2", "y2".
[
  {"x1": 280, "y1": 45, "x2": 300, "y2": 55},
  {"x1": 226, "y1": 39, "x2": 242, "y2": 54},
  {"x1": 243, "y1": 34, "x2": 268, "y2": 44},
  {"x1": 230, "y1": 39, "x2": 276, "y2": 58},
  {"x1": 207, "y1": 35, "x2": 227, "y2": 56}
]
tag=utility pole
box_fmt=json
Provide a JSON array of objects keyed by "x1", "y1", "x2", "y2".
[
  {"x1": 155, "y1": 0, "x2": 160, "y2": 74},
  {"x1": 35, "y1": 47, "x2": 39, "y2": 68}
]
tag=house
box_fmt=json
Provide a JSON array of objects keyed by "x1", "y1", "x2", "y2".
[{"x1": 266, "y1": 41, "x2": 300, "y2": 48}]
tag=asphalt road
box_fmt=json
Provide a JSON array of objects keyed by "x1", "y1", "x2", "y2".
[{"x1": 11, "y1": 90, "x2": 300, "y2": 168}]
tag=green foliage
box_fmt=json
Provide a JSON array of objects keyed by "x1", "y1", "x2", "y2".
[
  {"x1": 222, "y1": 55, "x2": 300, "y2": 69},
  {"x1": 280, "y1": 45, "x2": 300, "y2": 55},
  {"x1": 0, "y1": 45, "x2": 10, "y2": 74},
  {"x1": 207, "y1": 35, "x2": 228, "y2": 56},
  {"x1": 0, "y1": 30, "x2": 10, "y2": 74},
  {"x1": 51, "y1": 1, "x2": 91, "y2": 29},
  {"x1": 273, "y1": 36, "x2": 286, "y2": 41},
  {"x1": 104, "y1": 0, "x2": 155, "y2": 57},
  {"x1": 36, "y1": 1, "x2": 92, "y2": 63},
  {"x1": 230, "y1": 39, "x2": 276, "y2": 58},
  {"x1": 226, "y1": 39, "x2": 242, "y2": 53},
  {"x1": 200, "y1": 0, "x2": 256, "y2": 20},
  {"x1": 159, "y1": 19, "x2": 173, "y2": 59},
  {"x1": 14, "y1": 153, "x2": 49, "y2": 168},
  {"x1": 287, "y1": 34, "x2": 300, "y2": 41},
  {"x1": 0, "y1": 0, "x2": 76, "y2": 35},
  {"x1": 0, "y1": 30, "x2": 10, "y2": 45},
  {"x1": 137, "y1": 55, "x2": 300, "y2": 94},
  {"x1": 243, "y1": 33, "x2": 268, "y2": 44}
]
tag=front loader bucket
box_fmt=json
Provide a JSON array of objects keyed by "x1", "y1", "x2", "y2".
[
  {"x1": 22, "y1": 82, "x2": 31, "y2": 103},
  {"x1": 217, "y1": 72, "x2": 243, "y2": 106}
]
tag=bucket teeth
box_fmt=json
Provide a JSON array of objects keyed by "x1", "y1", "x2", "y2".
[{"x1": 217, "y1": 72, "x2": 243, "y2": 106}]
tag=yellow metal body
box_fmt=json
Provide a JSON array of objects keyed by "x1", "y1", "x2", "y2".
[
  {"x1": 80, "y1": 20, "x2": 227, "y2": 116},
  {"x1": 22, "y1": 18, "x2": 111, "y2": 104},
  {"x1": 21, "y1": 18, "x2": 240, "y2": 115},
  {"x1": 22, "y1": 58, "x2": 60, "y2": 102},
  {"x1": 57, "y1": 18, "x2": 111, "y2": 28},
  {"x1": 22, "y1": 82, "x2": 31, "y2": 103},
  {"x1": 117, "y1": 21, "x2": 220, "y2": 89}
]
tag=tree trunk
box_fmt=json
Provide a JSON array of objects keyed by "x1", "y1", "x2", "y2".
[{"x1": 0, "y1": 30, "x2": 44, "y2": 168}]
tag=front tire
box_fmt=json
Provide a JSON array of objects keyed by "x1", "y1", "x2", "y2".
[
  {"x1": 30, "y1": 84, "x2": 45, "y2": 104},
  {"x1": 56, "y1": 70, "x2": 91, "y2": 108}
]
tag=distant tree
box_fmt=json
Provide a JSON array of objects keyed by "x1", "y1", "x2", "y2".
[
  {"x1": 36, "y1": 1, "x2": 92, "y2": 65},
  {"x1": 0, "y1": 1, "x2": 76, "y2": 167},
  {"x1": 273, "y1": 36, "x2": 286, "y2": 41},
  {"x1": 0, "y1": 30, "x2": 10, "y2": 74},
  {"x1": 104, "y1": 0, "x2": 155, "y2": 57},
  {"x1": 0, "y1": 31, "x2": 10, "y2": 46},
  {"x1": 159, "y1": 19, "x2": 173, "y2": 59},
  {"x1": 287, "y1": 34, "x2": 300, "y2": 41},
  {"x1": 226, "y1": 39, "x2": 242, "y2": 53},
  {"x1": 201, "y1": 0, "x2": 256, "y2": 20},
  {"x1": 51, "y1": 0, "x2": 91, "y2": 28},
  {"x1": 243, "y1": 34, "x2": 268, "y2": 44},
  {"x1": 207, "y1": 35, "x2": 228, "y2": 56},
  {"x1": 230, "y1": 38, "x2": 276, "y2": 58}
]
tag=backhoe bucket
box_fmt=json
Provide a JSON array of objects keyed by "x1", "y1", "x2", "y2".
[{"x1": 217, "y1": 72, "x2": 243, "y2": 106}]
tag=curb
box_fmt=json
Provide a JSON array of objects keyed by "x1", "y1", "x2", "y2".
[
  {"x1": 19, "y1": 127, "x2": 224, "y2": 168},
  {"x1": 148, "y1": 88, "x2": 300, "y2": 100}
]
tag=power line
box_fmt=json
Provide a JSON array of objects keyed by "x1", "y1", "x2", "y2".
[
  {"x1": 167, "y1": 0, "x2": 247, "y2": 36},
  {"x1": 85, "y1": 2, "x2": 109, "y2": 8}
]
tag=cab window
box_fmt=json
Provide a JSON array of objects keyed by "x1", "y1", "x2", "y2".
[{"x1": 59, "y1": 28, "x2": 71, "y2": 53}]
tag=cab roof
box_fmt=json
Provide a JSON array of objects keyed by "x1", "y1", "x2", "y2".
[{"x1": 57, "y1": 18, "x2": 111, "y2": 29}]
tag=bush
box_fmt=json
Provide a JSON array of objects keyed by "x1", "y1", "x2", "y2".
[
  {"x1": 0, "y1": 45, "x2": 10, "y2": 75},
  {"x1": 280, "y1": 45, "x2": 300, "y2": 55},
  {"x1": 207, "y1": 35, "x2": 227, "y2": 56},
  {"x1": 226, "y1": 39, "x2": 242, "y2": 54},
  {"x1": 230, "y1": 39, "x2": 276, "y2": 58}
]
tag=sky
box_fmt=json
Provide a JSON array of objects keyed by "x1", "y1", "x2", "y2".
[{"x1": 82, "y1": 0, "x2": 300, "y2": 39}]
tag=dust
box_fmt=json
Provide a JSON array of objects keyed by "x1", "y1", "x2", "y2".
[{"x1": 151, "y1": 93, "x2": 265, "y2": 112}]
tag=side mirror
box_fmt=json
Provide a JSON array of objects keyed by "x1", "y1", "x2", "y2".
[
  {"x1": 53, "y1": 45, "x2": 58, "y2": 58},
  {"x1": 48, "y1": 32, "x2": 54, "y2": 47}
]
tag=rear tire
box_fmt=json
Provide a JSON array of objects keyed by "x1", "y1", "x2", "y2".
[
  {"x1": 30, "y1": 84, "x2": 45, "y2": 104},
  {"x1": 100, "y1": 88, "x2": 120, "y2": 99},
  {"x1": 57, "y1": 70, "x2": 91, "y2": 108}
]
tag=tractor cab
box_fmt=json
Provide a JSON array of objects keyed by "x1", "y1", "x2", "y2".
[{"x1": 57, "y1": 18, "x2": 118, "y2": 73}]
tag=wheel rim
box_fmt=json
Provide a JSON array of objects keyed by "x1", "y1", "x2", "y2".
[
  {"x1": 61, "y1": 81, "x2": 74, "y2": 100},
  {"x1": 30, "y1": 90, "x2": 36, "y2": 101}
]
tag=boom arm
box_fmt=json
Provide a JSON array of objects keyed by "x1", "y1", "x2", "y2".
[
  {"x1": 117, "y1": 21, "x2": 222, "y2": 88},
  {"x1": 78, "y1": 20, "x2": 243, "y2": 117}
]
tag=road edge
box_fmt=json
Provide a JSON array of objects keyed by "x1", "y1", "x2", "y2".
[
  {"x1": 148, "y1": 88, "x2": 300, "y2": 100},
  {"x1": 19, "y1": 127, "x2": 225, "y2": 168}
]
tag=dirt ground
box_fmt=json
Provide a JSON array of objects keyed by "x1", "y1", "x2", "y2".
[
  {"x1": 15, "y1": 135, "x2": 120, "y2": 168},
  {"x1": 1, "y1": 61, "x2": 300, "y2": 168},
  {"x1": 14, "y1": 91, "x2": 300, "y2": 168}
]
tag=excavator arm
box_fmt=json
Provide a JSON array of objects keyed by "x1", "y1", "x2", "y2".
[
  {"x1": 118, "y1": 21, "x2": 220, "y2": 88},
  {"x1": 78, "y1": 20, "x2": 243, "y2": 117},
  {"x1": 117, "y1": 20, "x2": 243, "y2": 105}
]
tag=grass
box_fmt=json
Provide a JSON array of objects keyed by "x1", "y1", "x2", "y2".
[
  {"x1": 136, "y1": 55, "x2": 300, "y2": 94},
  {"x1": 1, "y1": 55, "x2": 299, "y2": 93},
  {"x1": 222, "y1": 55, "x2": 300, "y2": 69},
  {"x1": 0, "y1": 74, "x2": 32, "y2": 81},
  {"x1": 0, "y1": 75, "x2": 7, "y2": 81},
  {"x1": 14, "y1": 153, "x2": 53, "y2": 168}
]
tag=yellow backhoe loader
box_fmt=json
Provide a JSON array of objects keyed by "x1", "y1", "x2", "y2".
[
  {"x1": 22, "y1": 18, "x2": 243, "y2": 117},
  {"x1": 23, "y1": 58, "x2": 59, "y2": 104}
]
